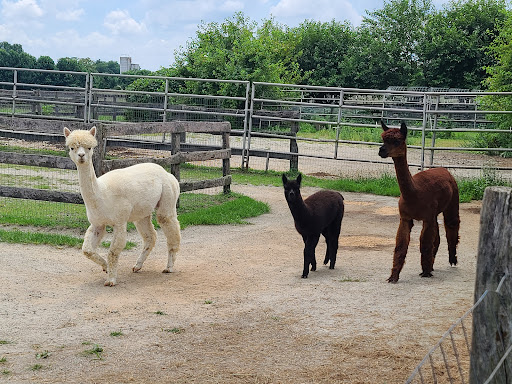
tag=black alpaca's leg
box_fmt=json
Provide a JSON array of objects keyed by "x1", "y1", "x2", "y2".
[
  {"x1": 322, "y1": 215, "x2": 342, "y2": 268},
  {"x1": 302, "y1": 234, "x2": 320, "y2": 278},
  {"x1": 329, "y1": 216, "x2": 342, "y2": 269},
  {"x1": 419, "y1": 220, "x2": 437, "y2": 278}
]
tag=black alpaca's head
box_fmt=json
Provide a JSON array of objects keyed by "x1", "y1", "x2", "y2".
[{"x1": 282, "y1": 173, "x2": 302, "y2": 203}]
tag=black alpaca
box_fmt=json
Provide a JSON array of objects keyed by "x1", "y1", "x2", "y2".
[{"x1": 282, "y1": 173, "x2": 345, "y2": 278}]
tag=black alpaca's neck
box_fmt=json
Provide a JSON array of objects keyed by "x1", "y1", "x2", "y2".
[{"x1": 286, "y1": 195, "x2": 309, "y2": 223}]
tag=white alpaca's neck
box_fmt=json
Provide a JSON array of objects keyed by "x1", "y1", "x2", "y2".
[{"x1": 76, "y1": 161, "x2": 101, "y2": 207}]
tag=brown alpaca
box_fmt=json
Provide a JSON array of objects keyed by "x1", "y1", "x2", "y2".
[{"x1": 378, "y1": 121, "x2": 460, "y2": 283}]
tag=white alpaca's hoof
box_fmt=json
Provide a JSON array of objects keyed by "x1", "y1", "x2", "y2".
[
  {"x1": 104, "y1": 279, "x2": 116, "y2": 286},
  {"x1": 132, "y1": 265, "x2": 142, "y2": 273},
  {"x1": 162, "y1": 268, "x2": 172, "y2": 273}
]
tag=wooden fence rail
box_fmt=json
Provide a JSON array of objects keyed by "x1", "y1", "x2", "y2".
[{"x1": 0, "y1": 117, "x2": 231, "y2": 204}]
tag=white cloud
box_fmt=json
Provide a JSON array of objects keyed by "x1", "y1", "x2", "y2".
[
  {"x1": 104, "y1": 9, "x2": 147, "y2": 35},
  {"x1": 220, "y1": 0, "x2": 244, "y2": 12},
  {"x1": 270, "y1": 0, "x2": 362, "y2": 26},
  {"x1": 1, "y1": 0, "x2": 44, "y2": 19},
  {"x1": 55, "y1": 8, "x2": 84, "y2": 21}
]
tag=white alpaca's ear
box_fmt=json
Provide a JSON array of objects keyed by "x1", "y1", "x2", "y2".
[
  {"x1": 90, "y1": 126, "x2": 97, "y2": 137},
  {"x1": 63, "y1": 127, "x2": 71, "y2": 138}
]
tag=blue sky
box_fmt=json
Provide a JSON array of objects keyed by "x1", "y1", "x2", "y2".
[{"x1": 0, "y1": 0, "x2": 446, "y2": 72}]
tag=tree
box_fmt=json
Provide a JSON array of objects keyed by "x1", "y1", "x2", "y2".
[
  {"x1": 172, "y1": 12, "x2": 301, "y2": 95},
  {"x1": 35, "y1": 56, "x2": 55, "y2": 70},
  {"x1": 0, "y1": 42, "x2": 37, "y2": 83},
  {"x1": 292, "y1": 20, "x2": 357, "y2": 87},
  {"x1": 418, "y1": 0, "x2": 508, "y2": 89},
  {"x1": 476, "y1": 9, "x2": 512, "y2": 154},
  {"x1": 358, "y1": 0, "x2": 434, "y2": 88}
]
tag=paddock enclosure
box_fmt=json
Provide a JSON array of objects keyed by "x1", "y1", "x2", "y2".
[
  {"x1": 0, "y1": 67, "x2": 511, "y2": 382},
  {"x1": 0, "y1": 66, "x2": 512, "y2": 181},
  {"x1": 0, "y1": 185, "x2": 483, "y2": 383}
]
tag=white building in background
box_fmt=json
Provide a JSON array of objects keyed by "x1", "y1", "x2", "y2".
[{"x1": 120, "y1": 55, "x2": 140, "y2": 73}]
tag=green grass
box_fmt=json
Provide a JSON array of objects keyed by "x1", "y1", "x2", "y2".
[
  {"x1": 0, "y1": 162, "x2": 507, "y2": 248},
  {"x1": 82, "y1": 344, "x2": 103, "y2": 360},
  {"x1": 0, "y1": 191, "x2": 269, "y2": 247},
  {"x1": 229, "y1": 166, "x2": 510, "y2": 203}
]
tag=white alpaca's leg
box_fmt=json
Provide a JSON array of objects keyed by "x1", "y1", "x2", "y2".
[
  {"x1": 105, "y1": 224, "x2": 127, "y2": 286},
  {"x1": 157, "y1": 214, "x2": 181, "y2": 273},
  {"x1": 82, "y1": 225, "x2": 107, "y2": 271},
  {"x1": 132, "y1": 215, "x2": 157, "y2": 272}
]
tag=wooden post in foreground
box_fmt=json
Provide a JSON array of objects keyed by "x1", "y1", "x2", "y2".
[{"x1": 470, "y1": 186, "x2": 512, "y2": 384}]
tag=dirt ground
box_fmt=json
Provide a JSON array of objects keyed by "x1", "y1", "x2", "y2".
[{"x1": 0, "y1": 183, "x2": 481, "y2": 384}]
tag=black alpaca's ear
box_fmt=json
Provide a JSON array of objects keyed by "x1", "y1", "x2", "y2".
[
  {"x1": 400, "y1": 121, "x2": 408, "y2": 137},
  {"x1": 380, "y1": 119, "x2": 389, "y2": 131},
  {"x1": 296, "y1": 173, "x2": 302, "y2": 186},
  {"x1": 282, "y1": 173, "x2": 288, "y2": 186}
]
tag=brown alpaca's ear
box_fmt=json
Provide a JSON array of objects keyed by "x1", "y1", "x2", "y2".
[
  {"x1": 297, "y1": 173, "x2": 302, "y2": 186},
  {"x1": 400, "y1": 122, "x2": 408, "y2": 137},
  {"x1": 282, "y1": 174, "x2": 288, "y2": 186},
  {"x1": 380, "y1": 120, "x2": 389, "y2": 131}
]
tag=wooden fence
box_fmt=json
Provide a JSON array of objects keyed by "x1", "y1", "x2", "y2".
[{"x1": 0, "y1": 116, "x2": 231, "y2": 205}]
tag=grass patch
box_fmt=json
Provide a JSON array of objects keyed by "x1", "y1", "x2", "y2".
[
  {"x1": 163, "y1": 328, "x2": 184, "y2": 334},
  {"x1": 0, "y1": 229, "x2": 136, "y2": 249},
  {"x1": 0, "y1": 229, "x2": 83, "y2": 247},
  {"x1": 179, "y1": 193, "x2": 269, "y2": 228},
  {"x1": 82, "y1": 344, "x2": 103, "y2": 360},
  {"x1": 110, "y1": 331, "x2": 123, "y2": 337},
  {"x1": 230, "y1": 166, "x2": 509, "y2": 203}
]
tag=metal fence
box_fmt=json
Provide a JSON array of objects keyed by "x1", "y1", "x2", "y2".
[{"x1": 0, "y1": 66, "x2": 511, "y2": 181}]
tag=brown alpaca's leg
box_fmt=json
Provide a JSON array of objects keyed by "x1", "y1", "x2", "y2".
[
  {"x1": 432, "y1": 220, "x2": 440, "y2": 270},
  {"x1": 444, "y1": 208, "x2": 460, "y2": 266},
  {"x1": 388, "y1": 218, "x2": 413, "y2": 283},
  {"x1": 419, "y1": 220, "x2": 437, "y2": 278}
]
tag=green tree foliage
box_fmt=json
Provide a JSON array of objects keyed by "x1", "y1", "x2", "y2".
[
  {"x1": 357, "y1": 0, "x2": 434, "y2": 88},
  {"x1": 477, "y1": 10, "x2": 512, "y2": 154},
  {"x1": 292, "y1": 20, "x2": 357, "y2": 87},
  {"x1": 173, "y1": 12, "x2": 301, "y2": 93},
  {"x1": 418, "y1": 0, "x2": 508, "y2": 89}
]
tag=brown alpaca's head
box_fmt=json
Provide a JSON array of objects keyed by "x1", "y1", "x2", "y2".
[{"x1": 378, "y1": 120, "x2": 408, "y2": 159}]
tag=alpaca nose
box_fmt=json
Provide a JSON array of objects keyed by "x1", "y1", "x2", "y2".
[{"x1": 378, "y1": 146, "x2": 388, "y2": 158}]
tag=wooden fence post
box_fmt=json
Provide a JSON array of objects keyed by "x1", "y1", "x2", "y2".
[
  {"x1": 170, "y1": 131, "x2": 181, "y2": 182},
  {"x1": 470, "y1": 186, "x2": 512, "y2": 384},
  {"x1": 93, "y1": 123, "x2": 106, "y2": 176},
  {"x1": 222, "y1": 131, "x2": 231, "y2": 194},
  {"x1": 290, "y1": 121, "x2": 299, "y2": 172}
]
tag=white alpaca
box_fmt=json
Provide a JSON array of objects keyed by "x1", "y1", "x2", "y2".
[{"x1": 64, "y1": 126, "x2": 181, "y2": 286}]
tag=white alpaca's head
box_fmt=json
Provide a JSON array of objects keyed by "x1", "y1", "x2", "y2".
[{"x1": 63, "y1": 127, "x2": 98, "y2": 166}]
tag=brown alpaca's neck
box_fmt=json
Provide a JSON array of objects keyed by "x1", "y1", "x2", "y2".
[{"x1": 392, "y1": 155, "x2": 417, "y2": 199}]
